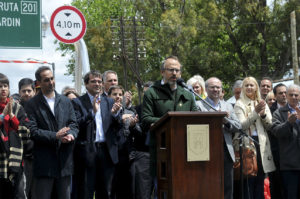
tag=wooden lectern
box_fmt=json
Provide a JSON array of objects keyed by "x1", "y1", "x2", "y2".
[{"x1": 150, "y1": 111, "x2": 226, "y2": 199}]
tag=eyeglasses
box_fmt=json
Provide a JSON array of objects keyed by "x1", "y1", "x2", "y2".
[
  {"x1": 208, "y1": 86, "x2": 221, "y2": 90},
  {"x1": 164, "y1": 68, "x2": 181, "y2": 73},
  {"x1": 90, "y1": 80, "x2": 102, "y2": 84}
]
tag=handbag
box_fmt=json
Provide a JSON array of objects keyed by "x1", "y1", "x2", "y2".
[{"x1": 233, "y1": 129, "x2": 258, "y2": 179}]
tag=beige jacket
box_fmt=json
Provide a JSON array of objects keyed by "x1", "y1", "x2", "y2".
[{"x1": 234, "y1": 97, "x2": 276, "y2": 173}]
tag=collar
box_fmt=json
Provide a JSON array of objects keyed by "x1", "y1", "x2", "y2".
[
  {"x1": 87, "y1": 92, "x2": 100, "y2": 103},
  {"x1": 240, "y1": 95, "x2": 255, "y2": 106},
  {"x1": 277, "y1": 102, "x2": 284, "y2": 109},
  {"x1": 43, "y1": 92, "x2": 55, "y2": 101},
  {"x1": 288, "y1": 103, "x2": 300, "y2": 112},
  {"x1": 206, "y1": 97, "x2": 220, "y2": 109}
]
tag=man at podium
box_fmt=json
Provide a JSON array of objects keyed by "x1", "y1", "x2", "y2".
[{"x1": 141, "y1": 55, "x2": 198, "y2": 179}]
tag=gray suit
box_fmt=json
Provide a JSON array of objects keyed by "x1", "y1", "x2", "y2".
[{"x1": 196, "y1": 98, "x2": 241, "y2": 199}]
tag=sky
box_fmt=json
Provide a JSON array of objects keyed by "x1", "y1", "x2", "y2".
[{"x1": 0, "y1": 0, "x2": 74, "y2": 95}]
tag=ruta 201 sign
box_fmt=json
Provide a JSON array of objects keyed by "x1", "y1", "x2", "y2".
[{"x1": 0, "y1": 0, "x2": 41, "y2": 48}]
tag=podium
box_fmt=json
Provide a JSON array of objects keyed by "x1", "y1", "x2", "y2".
[{"x1": 150, "y1": 112, "x2": 226, "y2": 199}]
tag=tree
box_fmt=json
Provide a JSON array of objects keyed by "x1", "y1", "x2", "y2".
[{"x1": 57, "y1": 0, "x2": 300, "y2": 101}]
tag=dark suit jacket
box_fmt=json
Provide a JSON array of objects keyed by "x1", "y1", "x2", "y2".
[
  {"x1": 269, "y1": 101, "x2": 280, "y2": 166},
  {"x1": 25, "y1": 91, "x2": 78, "y2": 178},
  {"x1": 72, "y1": 93, "x2": 121, "y2": 165},
  {"x1": 270, "y1": 101, "x2": 279, "y2": 114},
  {"x1": 272, "y1": 104, "x2": 300, "y2": 170}
]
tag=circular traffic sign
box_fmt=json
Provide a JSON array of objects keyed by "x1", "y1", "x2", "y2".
[{"x1": 50, "y1": 6, "x2": 86, "y2": 44}]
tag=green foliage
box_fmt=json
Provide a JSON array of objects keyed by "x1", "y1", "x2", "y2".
[{"x1": 56, "y1": 0, "x2": 300, "y2": 104}]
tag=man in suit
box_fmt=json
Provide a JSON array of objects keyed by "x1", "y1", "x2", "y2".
[
  {"x1": 270, "y1": 83, "x2": 287, "y2": 114},
  {"x1": 271, "y1": 84, "x2": 300, "y2": 199},
  {"x1": 25, "y1": 66, "x2": 78, "y2": 199},
  {"x1": 72, "y1": 70, "x2": 122, "y2": 199},
  {"x1": 259, "y1": 77, "x2": 273, "y2": 100},
  {"x1": 196, "y1": 77, "x2": 241, "y2": 199},
  {"x1": 102, "y1": 70, "x2": 118, "y2": 96},
  {"x1": 269, "y1": 83, "x2": 287, "y2": 199}
]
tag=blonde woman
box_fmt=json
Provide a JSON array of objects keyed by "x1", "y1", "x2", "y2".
[
  {"x1": 187, "y1": 75, "x2": 207, "y2": 99},
  {"x1": 234, "y1": 77, "x2": 275, "y2": 199},
  {"x1": 265, "y1": 91, "x2": 276, "y2": 108}
]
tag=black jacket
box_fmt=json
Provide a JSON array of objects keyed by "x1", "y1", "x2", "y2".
[
  {"x1": 25, "y1": 91, "x2": 78, "y2": 178},
  {"x1": 72, "y1": 93, "x2": 121, "y2": 165},
  {"x1": 271, "y1": 104, "x2": 300, "y2": 170}
]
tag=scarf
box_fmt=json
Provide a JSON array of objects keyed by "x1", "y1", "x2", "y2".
[{"x1": 0, "y1": 98, "x2": 9, "y2": 114}]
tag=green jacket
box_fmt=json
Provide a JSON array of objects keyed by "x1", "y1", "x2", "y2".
[
  {"x1": 142, "y1": 80, "x2": 198, "y2": 129},
  {"x1": 141, "y1": 80, "x2": 198, "y2": 176}
]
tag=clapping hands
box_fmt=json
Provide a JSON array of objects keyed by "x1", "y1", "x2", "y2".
[
  {"x1": 3, "y1": 98, "x2": 14, "y2": 118},
  {"x1": 255, "y1": 100, "x2": 266, "y2": 116},
  {"x1": 111, "y1": 101, "x2": 122, "y2": 114}
]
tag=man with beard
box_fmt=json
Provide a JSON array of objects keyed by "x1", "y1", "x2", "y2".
[
  {"x1": 142, "y1": 56, "x2": 198, "y2": 185},
  {"x1": 25, "y1": 66, "x2": 78, "y2": 199}
]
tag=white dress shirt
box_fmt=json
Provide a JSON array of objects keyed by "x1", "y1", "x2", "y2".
[
  {"x1": 44, "y1": 94, "x2": 55, "y2": 116},
  {"x1": 87, "y1": 92, "x2": 106, "y2": 143}
]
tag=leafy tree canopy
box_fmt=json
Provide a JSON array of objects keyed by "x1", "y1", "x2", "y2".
[{"x1": 57, "y1": 0, "x2": 300, "y2": 101}]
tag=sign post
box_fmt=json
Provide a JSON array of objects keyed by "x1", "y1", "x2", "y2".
[
  {"x1": 50, "y1": 6, "x2": 86, "y2": 44},
  {"x1": 0, "y1": 0, "x2": 41, "y2": 48}
]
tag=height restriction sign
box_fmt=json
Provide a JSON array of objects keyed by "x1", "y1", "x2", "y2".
[{"x1": 50, "y1": 6, "x2": 86, "y2": 44}]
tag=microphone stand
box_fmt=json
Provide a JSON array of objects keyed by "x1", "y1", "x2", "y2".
[{"x1": 178, "y1": 80, "x2": 258, "y2": 199}]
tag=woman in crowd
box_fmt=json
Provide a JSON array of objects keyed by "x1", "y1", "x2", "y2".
[
  {"x1": 187, "y1": 75, "x2": 207, "y2": 99},
  {"x1": 62, "y1": 86, "x2": 79, "y2": 100},
  {"x1": 64, "y1": 90, "x2": 80, "y2": 100},
  {"x1": 234, "y1": 77, "x2": 275, "y2": 199},
  {"x1": 265, "y1": 91, "x2": 276, "y2": 108}
]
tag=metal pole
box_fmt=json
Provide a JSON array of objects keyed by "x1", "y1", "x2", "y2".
[
  {"x1": 132, "y1": 17, "x2": 142, "y2": 104},
  {"x1": 74, "y1": 39, "x2": 91, "y2": 95},
  {"x1": 120, "y1": 16, "x2": 128, "y2": 91},
  {"x1": 291, "y1": 11, "x2": 299, "y2": 85},
  {"x1": 51, "y1": 62, "x2": 55, "y2": 78}
]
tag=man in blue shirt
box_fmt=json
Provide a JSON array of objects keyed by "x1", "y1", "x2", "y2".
[{"x1": 272, "y1": 84, "x2": 300, "y2": 199}]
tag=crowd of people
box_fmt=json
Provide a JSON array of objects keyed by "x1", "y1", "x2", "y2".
[{"x1": 0, "y1": 55, "x2": 299, "y2": 199}]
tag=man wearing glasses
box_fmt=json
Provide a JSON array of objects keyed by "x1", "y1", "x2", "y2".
[{"x1": 142, "y1": 56, "x2": 197, "y2": 182}]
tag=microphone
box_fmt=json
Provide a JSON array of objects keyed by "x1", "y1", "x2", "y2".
[{"x1": 176, "y1": 78, "x2": 190, "y2": 90}]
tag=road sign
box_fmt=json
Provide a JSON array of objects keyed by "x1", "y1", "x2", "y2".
[
  {"x1": 50, "y1": 6, "x2": 86, "y2": 44},
  {"x1": 0, "y1": 0, "x2": 41, "y2": 48}
]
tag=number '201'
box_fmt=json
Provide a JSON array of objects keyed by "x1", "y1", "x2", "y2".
[{"x1": 22, "y1": 2, "x2": 37, "y2": 14}]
